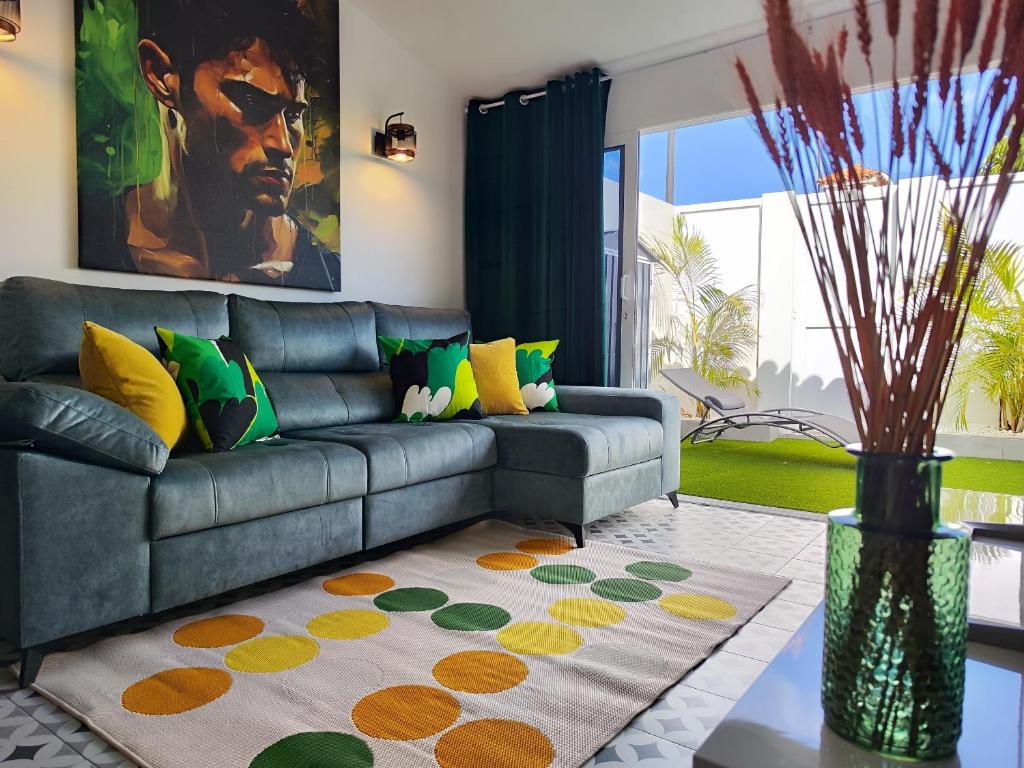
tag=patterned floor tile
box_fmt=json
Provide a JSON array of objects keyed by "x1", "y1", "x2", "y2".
[
  {"x1": 722, "y1": 622, "x2": 795, "y2": 662},
  {"x1": 629, "y1": 684, "x2": 734, "y2": 749},
  {"x1": 583, "y1": 727, "x2": 694, "y2": 767},
  {"x1": 0, "y1": 696, "x2": 92, "y2": 767},
  {"x1": 679, "y1": 651, "x2": 768, "y2": 700},
  {"x1": 778, "y1": 578, "x2": 825, "y2": 606},
  {"x1": 751, "y1": 598, "x2": 817, "y2": 632},
  {"x1": 775, "y1": 557, "x2": 826, "y2": 583}
]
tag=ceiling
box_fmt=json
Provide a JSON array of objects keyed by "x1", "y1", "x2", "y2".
[{"x1": 349, "y1": 0, "x2": 855, "y2": 98}]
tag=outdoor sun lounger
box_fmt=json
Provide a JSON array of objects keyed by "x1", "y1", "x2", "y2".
[{"x1": 660, "y1": 367, "x2": 859, "y2": 448}]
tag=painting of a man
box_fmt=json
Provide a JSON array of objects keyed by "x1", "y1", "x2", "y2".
[{"x1": 75, "y1": 0, "x2": 340, "y2": 291}]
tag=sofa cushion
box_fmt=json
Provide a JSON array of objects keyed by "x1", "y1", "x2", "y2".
[
  {"x1": 284, "y1": 421, "x2": 496, "y2": 493},
  {"x1": 150, "y1": 438, "x2": 367, "y2": 539},
  {"x1": 0, "y1": 276, "x2": 228, "y2": 381},
  {"x1": 371, "y1": 303, "x2": 471, "y2": 367},
  {"x1": 261, "y1": 371, "x2": 394, "y2": 432},
  {"x1": 229, "y1": 295, "x2": 378, "y2": 373},
  {"x1": 483, "y1": 413, "x2": 663, "y2": 478}
]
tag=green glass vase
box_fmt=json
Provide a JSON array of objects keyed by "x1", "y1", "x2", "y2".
[{"x1": 822, "y1": 446, "x2": 970, "y2": 760}]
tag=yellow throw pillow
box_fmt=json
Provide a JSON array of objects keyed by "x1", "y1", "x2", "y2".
[
  {"x1": 469, "y1": 338, "x2": 529, "y2": 416},
  {"x1": 80, "y1": 321, "x2": 188, "y2": 449}
]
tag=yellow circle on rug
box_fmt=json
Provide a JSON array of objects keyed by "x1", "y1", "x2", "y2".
[
  {"x1": 225, "y1": 635, "x2": 320, "y2": 673},
  {"x1": 172, "y1": 614, "x2": 264, "y2": 649},
  {"x1": 352, "y1": 685, "x2": 460, "y2": 740},
  {"x1": 660, "y1": 593, "x2": 738, "y2": 620},
  {"x1": 121, "y1": 667, "x2": 231, "y2": 715},
  {"x1": 477, "y1": 552, "x2": 538, "y2": 570},
  {"x1": 307, "y1": 610, "x2": 390, "y2": 640},
  {"x1": 515, "y1": 538, "x2": 573, "y2": 555},
  {"x1": 496, "y1": 621, "x2": 582, "y2": 655},
  {"x1": 433, "y1": 650, "x2": 529, "y2": 693},
  {"x1": 435, "y1": 719, "x2": 555, "y2": 768},
  {"x1": 323, "y1": 572, "x2": 395, "y2": 596},
  {"x1": 548, "y1": 597, "x2": 626, "y2": 627}
]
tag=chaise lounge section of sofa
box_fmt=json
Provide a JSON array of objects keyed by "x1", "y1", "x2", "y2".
[{"x1": 0, "y1": 276, "x2": 679, "y2": 686}]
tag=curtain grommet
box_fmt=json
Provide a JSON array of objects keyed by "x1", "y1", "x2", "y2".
[
  {"x1": 518, "y1": 95, "x2": 529, "y2": 106},
  {"x1": 478, "y1": 105, "x2": 488, "y2": 115}
]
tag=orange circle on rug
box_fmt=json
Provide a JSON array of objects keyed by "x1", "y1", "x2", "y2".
[
  {"x1": 323, "y1": 572, "x2": 396, "y2": 596},
  {"x1": 432, "y1": 650, "x2": 529, "y2": 693},
  {"x1": 225, "y1": 635, "x2": 320, "y2": 673},
  {"x1": 477, "y1": 552, "x2": 538, "y2": 571},
  {"x1": 352, "y1": 685, "x2": 460, "y2": 740},
  {"x1": 172, "y1": 614, "x2": 264, "y2": 649},
  {"x1": 515, "y1": 538, "x2": 573, "y2": 555},
  {"x1": 121, "y1": 667, "x2": 231, "y2": 715},
  {"x1": 435, "y1": 719, "x2": 555, "y2": 768},
  {"x1": 496, "y1": 621, "x2": 583, "y2": 655}
]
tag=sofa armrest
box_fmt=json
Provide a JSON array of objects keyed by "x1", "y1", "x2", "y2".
[
  {"x1": 0, "y1": 382, "x2": 169, "y2": 476},
  {"x1": 556, "y1": 386, "x2": 680, "y2": 494}
]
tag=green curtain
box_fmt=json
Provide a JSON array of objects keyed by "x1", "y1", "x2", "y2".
[{"x1": 465, "y1": 69, "x2": 611, "y2": 386}]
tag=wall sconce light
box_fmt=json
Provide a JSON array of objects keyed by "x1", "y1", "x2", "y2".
[
  {"x1": 373, "y1": 112, "x2": 416, "y2": 163},
  {"x1": 0, "y1": 0, "x2": 20, "y2": 42}
]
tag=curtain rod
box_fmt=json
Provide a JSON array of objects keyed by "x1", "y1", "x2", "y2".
[{"x1": 475, "y1": 75, "x2": 612, "y2": 114}]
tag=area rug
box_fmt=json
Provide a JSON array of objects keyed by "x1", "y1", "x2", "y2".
[{"x1": 28, "y1": 520, "x2": 788, "y2": 768}]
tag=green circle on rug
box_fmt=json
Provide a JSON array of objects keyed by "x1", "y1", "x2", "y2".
[
  {"x1": 431, "y1": 602, "x2": 511, "y2": 631},
  {"x1": 591, "y1": 578, "x2": 663, "y2": 602},
  {"x1": 531, "y1": 564, "x2": 596, "y2": 585},
  {"x1": 249, "y1": 732, "x2": 373, "y2": 768},
  {"x1": 625, "y1": 561, "x2": 692, "y2": 582},
  {"x1": 374, "y1": 587, "x2": 449, "y2": 612}
]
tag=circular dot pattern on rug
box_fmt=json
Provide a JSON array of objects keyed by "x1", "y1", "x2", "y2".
[
  {"x1": 225, "y1": 635, "x2": 320, "y2": 673},
  {"x1": 477, "y1": 552, "x2": 538, "y2": 571},
  {"x1": 660, "y1": 593, "x2": 738, "y2": 620},
  {"x1": 515, "y1": 538, "x2": 574, "y2": 555},
  {"x1": 373, "y1": 587, "x2": 449, "y2": 612},
  {"x1": 496, "y1": 621, "x2": 583, "y2": 655},
  {"x1": 625, "y1": 561, "x2": 693, "y2": 582},
  {"x1": 172, "y1": 614, "x2": 264, "y2": 649},
  {"x1": 530, "y1": 564, "x2": 595, "y2": 585},
  {"x1": 352, "y1": 685, "x2": 460, "y2": 740},
  {"x1": 547, "y1": 597, "x2": 626, "y2": 627},
  {"x1": 307, "y1": 610, "x2": 390, "y2": 640},
  {"x1": 591, "y1": 578, "x2": 662, "y2": 602},
  {"x1": 435, "y1": 719, "x2": 555, "y2": 768},
  {"x1": 323, "y1": 572, "x2": 395, "y2": 596},
  {"x1": 121, "y1": 667, "x2": 231, "y2": 715},
  {"x1": 249, "y1": 732, "x2": 374, "y2": 768},
  {"x1": 431, "y1": 603, "x2": 511, "y2": 632},
  {"x1": 433, "y1": 650, "x2": 529, "y2": 693}
]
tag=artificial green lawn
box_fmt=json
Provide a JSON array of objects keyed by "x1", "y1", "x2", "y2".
[{"x1": 679, "y1": 438, "x2": 1024, "y2": 513}]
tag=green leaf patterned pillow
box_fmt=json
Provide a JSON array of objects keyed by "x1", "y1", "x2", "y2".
[
  {"x1": 378, "y1": 332, "x2": 483, "y2": 422},
  {"x1": 155, "y1": 328, "x2": 279, "y2": 452},
  {"x1": 516, "y1": 340, "x2": 560, "y2": 412}
]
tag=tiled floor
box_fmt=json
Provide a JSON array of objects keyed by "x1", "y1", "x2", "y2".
[{"x1": 0, "y1": 497, "x2": 826, "y2": 768}]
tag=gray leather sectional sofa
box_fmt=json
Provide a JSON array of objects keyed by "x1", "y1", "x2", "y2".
[{"x1": 0, "y1": 276, "x2": 680, "y2": 686}]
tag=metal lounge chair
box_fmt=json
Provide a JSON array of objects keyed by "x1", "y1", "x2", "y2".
[{"x1": 660, "y1": 367, "x2": 858, "y2": 448}]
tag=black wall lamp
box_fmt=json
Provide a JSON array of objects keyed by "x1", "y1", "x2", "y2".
[
  {"x1": 0, "y1": 0, "x2": 21, "y2": 42},
  {"x1": 373, "y1": 112, "x2": 416, "y2": 163}
]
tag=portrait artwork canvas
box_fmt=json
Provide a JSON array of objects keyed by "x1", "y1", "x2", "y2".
[{"x1": 74, "y1": 0, "x2": 341, "y2": 291}]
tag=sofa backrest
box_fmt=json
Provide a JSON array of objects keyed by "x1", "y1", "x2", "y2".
[
  {"x1": 0, "y1": 276, "x2": 228, "y2": 382},
  {"x1": 228, "y1": 294, "x2": 391, "y2": 430}
]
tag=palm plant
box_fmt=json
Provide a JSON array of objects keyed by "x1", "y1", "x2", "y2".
[
  {"x1": 641, "y1": 214, "x2": 758, "y2": 418},
  {"x1": 948, "y1": 231, "x2": 1024, "y2": 433}
]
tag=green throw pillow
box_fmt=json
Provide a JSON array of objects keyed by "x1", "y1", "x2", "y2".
[
  {"x1": 155, "y1": 328, "x2": 278, "y2": 452},
  {"x1": 378, "y1": 332, "x2": 483, "y2": 422},
  {"x1": 516, "y1": 340, "x2": 560, "y2": 412}
]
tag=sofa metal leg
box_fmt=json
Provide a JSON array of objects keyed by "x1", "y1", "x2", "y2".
[
  {"x1": 667, "y1": 491, "x2": 680, "y2": 509},
  {"x1": 560, "y1": 522, "x2": 586, "y2": 548},
  {"x1": 18, "y1": 647, "x2": 44, "y2": 689}
]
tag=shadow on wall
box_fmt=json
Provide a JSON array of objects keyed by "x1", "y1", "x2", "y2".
[{"x1": 756, "y1": 360, "x2": 854, "y2": 420}]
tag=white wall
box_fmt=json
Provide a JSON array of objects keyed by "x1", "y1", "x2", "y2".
[{"x1": 0, "y1": 0, "x2": 465, "y2": 308}]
